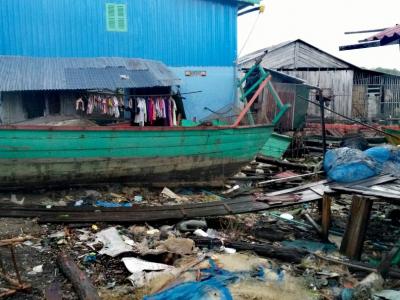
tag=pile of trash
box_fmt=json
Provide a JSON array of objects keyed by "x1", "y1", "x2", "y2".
[{"x1": 1, "y1": 150, "x2": 400, "y2": 299}]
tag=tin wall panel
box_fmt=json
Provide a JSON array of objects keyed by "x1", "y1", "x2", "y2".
[{"x1": 0, "y1": 0, "x2": 238, "y2": 67}]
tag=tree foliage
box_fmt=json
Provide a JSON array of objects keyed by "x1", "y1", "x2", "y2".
[{"x1": 374, "y1": 67, "x2": 400, "y2": 76}]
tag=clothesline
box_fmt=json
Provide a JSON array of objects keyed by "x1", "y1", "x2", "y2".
[
  {"x1": 76, "y1": 94, "x2": 180, "y2": 127},
  {"x1": 85, "y1": 90, "x2": 202, "y2": 98}
]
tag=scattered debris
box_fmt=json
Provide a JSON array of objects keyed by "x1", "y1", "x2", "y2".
[
  {"x1": 161, "y1": 187, "x2": 188, "y2": 202},
  {"x1": 95, "y1": 227, "x2": 133, "y2": 257},
  {"x1": 0, "y1": 136, "x2": 399, "y2": 299},
  {"x1": 122, "y1": 257, "x2": 175, "y2": 288}
]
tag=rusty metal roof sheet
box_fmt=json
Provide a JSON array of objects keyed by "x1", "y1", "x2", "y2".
[{"x1": 366, "y1": 24, "x2": 400, "y2": 43}]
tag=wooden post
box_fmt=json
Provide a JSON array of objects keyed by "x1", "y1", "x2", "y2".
[
  {"x1": 45, "y1": 281, "x2": 62, "y2": 300},
  {"x1": 377, "y1": 238, "x2": 400, "y2": 278},
  {"x1": 321, "y1": 193, "x2": 333, "y2": 241},
  {"x1": 232, "y1": 76, "x2": 271, "y2": 127},
  {"x1": 340, "y1": 195, "x2": 373, "y2": 260},
  {"x1": 57, "y1": 253, "x2": 101, "y2": 300}
]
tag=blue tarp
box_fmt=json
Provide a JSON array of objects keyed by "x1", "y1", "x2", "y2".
[
  {"x1": 143, "y1": 259, "x2": 268, "y2": 300},
  {"x1": 324, "y1": 146, "x2": 400, "y2": 183}
]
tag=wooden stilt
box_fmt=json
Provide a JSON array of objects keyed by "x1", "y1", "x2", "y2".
[
  {"x1": 340, "y1": 195, "x2": 373, "y2": 260},
  {"x1": 321, "y1": 193, "x2": 333, "y2": 241},
  {"x1": 377, "y1": 238, "x2": 400, "y2": 278}
]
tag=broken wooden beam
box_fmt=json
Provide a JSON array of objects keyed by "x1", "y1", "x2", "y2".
[
  {"x1": 377, "y1": 238, "x2": 400, "y2": 278},
  {"x1": 0, "y1": 198, "x2": 269, "y2": 223},
  {"x1": 193, "y1": 238, "x2": 308, "y2": 263},
  {"x1": 57, "y1": 253, "x2": 101, "y2": 300},
  {"x1": 314, "y1": 253, "x2": 400, "y2": 279},
  {"x1": 340, "y1": 195, "x2": 373, "y2": 260},
  {"x1": 44, "y1": 281, "x2": 62, "y2": 300},
  {"x1": 0, "y1": 236, "x2": 35, "y2": 247},
  {"x1": 321, "y1": 193, "x2": 333, "y2": 241},
  {"x1": 256, "y1": 155, "x2": 313, "y2": 171},
  {"x1": 257, "y1": 171, "x2": 324, "y2": 187},
  {"x1": 302, "y1": 211, "x2": 323, "y2": 237}
]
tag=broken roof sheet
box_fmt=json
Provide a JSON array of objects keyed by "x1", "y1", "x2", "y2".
[
  {"x1": 0, "y1": 56, "x2": 180, "y2": 92},
  {"x1": 365, "y1": 24, "x2": 400, "y2": 44}
]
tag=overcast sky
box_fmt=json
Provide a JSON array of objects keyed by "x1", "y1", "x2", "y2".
[{"x1": 238, "y1": 0, "x2": 400, "y2": 70}]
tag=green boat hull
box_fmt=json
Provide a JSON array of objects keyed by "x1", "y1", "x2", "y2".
[
  {"x1": 0, "y1": 125, "x2": 273, "y2": 188},
  {"x1": 385, "y1": 128, "x2": 400, "y2": 146}
]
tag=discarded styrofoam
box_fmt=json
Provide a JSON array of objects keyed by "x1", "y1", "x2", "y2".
[
  {"x1": 122, "y1": 257, "x2": 173, "y2": 273},
  {"x1": 280, "y1": 213, "x2": 294, "y2": 221},
  {"x1": 194, "y1": 229, "x2": 208, "y2": 237},
  {"x1": 122, "y1": 257, "x2": 175, "y2": 288},
  {"x1": 49, "y1": 231, "x2": 66, "y2": 239},
  {"x1": 222, "y1": 185, "x2": 240, "y2": 195},
  {"x1": 28, "y1": 264, "x2": 43, "y2": 275},
  {"x1": 96, "y1": 227, "x2": 132, "y2": 257},
  {"x1": 221, "y1": 246, "x2": 236, "y2": 254},
  {"x1": 161, "y1": 187, "x2": 188, "y2": 202},
  {"x1": 10, "y1": 194, "x2": 25, "y2": 205}
]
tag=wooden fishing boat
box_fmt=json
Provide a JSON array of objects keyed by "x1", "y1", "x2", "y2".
[
  {"x1": 0, "y1": 66, "x2": 288, "y2": 189},
  {"x1": 385, "y1": 128, "x2": 400, "y2": 146},
  {"x1": 0, "y1": 123, "x2": 274, "y2": 188}
]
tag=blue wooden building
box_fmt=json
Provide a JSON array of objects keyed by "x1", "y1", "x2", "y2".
[{"x1": 0, "y1": 0, "x2": 259, "y2": 120}]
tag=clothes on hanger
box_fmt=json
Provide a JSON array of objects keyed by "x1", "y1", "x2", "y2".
[
  {"x1": 74, "y1": 94, "x2": 179, "y2": 127},
  {"x1": 134, "y1": 98, "x2": 147, "y2": 127}
]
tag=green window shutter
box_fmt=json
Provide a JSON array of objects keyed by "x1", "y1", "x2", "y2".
[
  {"x1": 116, "y1": 4, "x2": 127, "y2": 32},
  {"x1": 106, "y1": 4, "x2": 116, "y2": 31},
  {"x1": 106, "y1": 3, "x2": 127, "y2": 32}
]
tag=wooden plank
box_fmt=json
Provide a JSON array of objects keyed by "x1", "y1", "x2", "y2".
[
  {"x1": 340, "y1": 195, "x2": 373, "y2": 260},
  {"x1": 377, "y1": 238, "x2": 400, "y2": 277},
  {"x1": 321, "y1": 194, "x2": 333, "y2": 240},
  {"x1": 233, "y1": 76, "x2": 271, "y2": 127},
  {"x1": 0, "y1": 192, "x2": 323, "y2": 223},
  {"x1": 257, "y1": 171, "x2": 323, "y2": 187},
  {"x1": 0, "y1": 196, "x2": 260, "y2": 213},
  {"x1": 345, "y1": 174, "x2": 397, "y2": 188},
  {"x1": 331, "y1": 186, "x2": 400, "y2": 200},
  {"x1": 256, "y1": 155, "x2": 312, "y2": 171},
  {"x1": 57, "y1": 253, "x2": 101, "y2": 300},
  {"x1": 265, "y1": 180, "x2": 328, "y2": 197},
  {"x1": 37, "y1": 200, "x2": 270, "y2": 223},
  {"x1": 193, "y1": 238, "x2": 308, "y2": 264},
  {"x1": 44, "y1": 281, "x2": 62, "y2": 300}
]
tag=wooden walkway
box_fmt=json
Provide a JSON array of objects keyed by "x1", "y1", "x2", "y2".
[{"x1": 0, "y1": 198, "x2": 270, "y2": 223}]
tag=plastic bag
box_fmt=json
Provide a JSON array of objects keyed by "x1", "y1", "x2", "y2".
[
  {"x1": 324, "y1": 145, "x2": 400, "y2": 183},
  {"x1": 324, "y1": 147, "x2": 378, "y2": 183}
]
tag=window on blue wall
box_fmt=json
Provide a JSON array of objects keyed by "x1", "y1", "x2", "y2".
[{"x1": 106, "y1": 3, "x2": 127, "y2": 32}]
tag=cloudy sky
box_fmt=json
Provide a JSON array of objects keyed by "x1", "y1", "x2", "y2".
[{"x1": 238, "y1": 0, "x2": 400, "y2": 70}]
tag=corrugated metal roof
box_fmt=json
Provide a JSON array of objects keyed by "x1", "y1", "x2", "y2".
[
  {"x1": 366, "y1": 24, "x2": 400, "y2": 44},
  {"x1": 0, "y1": 56, "x2": 180, "y2": 92},
  {"x1": 239, "y1": 39, "x2": 357, "y2": 70},
  {"x1": 238, "y1": 41, "x2": 294, "y2": 65}
]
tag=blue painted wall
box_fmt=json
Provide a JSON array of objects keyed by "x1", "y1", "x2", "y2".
[
  {"x1": 0, "y1": 0, "x2": 238, "y2": 67},
  {"x1": 171, "y1": 67, "x2": 237, "y2": 120},
  {"x1": 0, "y1": 0, "x2": 243, "y2": 119}
]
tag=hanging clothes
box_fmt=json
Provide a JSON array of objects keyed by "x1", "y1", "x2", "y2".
[
  {"x1": 134, "y1": 98, "x2": 147, "y2": 126},
  {"x1": 111, "y1": 96, "x2": 120, "y2": 118},
  {"x1": 87, "y1": 96, "x2": 94, "y2": 114},
  {"x1": 76, "y1": 97, "x2": 85, "y2": 111},
  {"x1": 164, "y1": 97, "x2": 170, "y2": 126},
  {"x1": 172, "y1": 91, "x2": 186, "y2": 120},
  {"x1": 170, "y1": 97, "x2": 177, "y2": 126}
]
